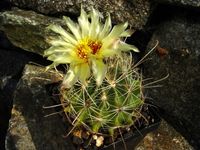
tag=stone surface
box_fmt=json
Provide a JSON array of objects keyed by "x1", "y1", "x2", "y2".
[
  {"x1": 6, "y1": 107, "x2": 36, "y2": 150},
  {"x1": 0, "y1": 8, "x2": 64, "y2": 55},
  {"x1": 136, "y1": 120, "x2": 194, "y2": 150},
  {"x1": 9, "y1": 0, "x2": 152, "y2": 30},
  {"x1": 0, "y1": 0, "x2": 154, "y2": 56},
  {"x1": 153, "y1": 0, "x2": 200, "y2": 8},
  {"x1": 143, "y1": 8, "x2": 200, "y2": 149},
  {"x1": 6, "y1": 64, "x2": 76, "y2": 150},
  {"x1": 0, "y1": 45, "x2": 48, "y2": 150}
]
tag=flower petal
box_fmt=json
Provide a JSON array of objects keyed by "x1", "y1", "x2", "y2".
[
  {"x1": 100, "y1": 48, "x2": 118, "y2": 57},
  {"x1": 120, "y1": 29, "x2": 134, "y2": 37},
  {"x1": 78, "y1": 7, "x2": 90, "y2": 38},
  {"x1": 117, "y1": 42, "x2": 139, "y2": 52},
  {"x1": 47, "y1": 53, "x2": 72, "y2": 64},
  {"x1": 98, "y1": 13, "x2": 112, "y2": 40},
  {"x1": 46, "y1": 50, "x2": 83, "y2": 64},
  {"x1": 47, "y1": 24, "x2": 77, "y2": 45},
  {"x1": 44, "y1": 46, "x2": 72, "y2": 56},
  {"x1": 92, "y1": 59, "x2": 107, "y2": 86},
  {"x1": 89, "y1": 8, "x2": 101, "y2": 39},
  {"x1": 62, "y1": 65, "x2": 79, "y2": 88},
  {"x1": 78, "y1": 63, "x2": 90, "y2": 85},
  {"x1": 46, "y1": 36, "x2": 76, "y2": 47},
  {"x1": 63, "y1": 16, "x2": 81, "y2": 40},
  {"x1": 45, "y1": 62, "x2": 58, "y2": 71},
  {"x1": 102, "y1": 22, "x2": 128, "y2": 48}
]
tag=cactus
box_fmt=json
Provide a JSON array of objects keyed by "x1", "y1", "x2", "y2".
[
  {"x1": 60, "y1": 53, "x2": 144, "y2": 139},
  {"x1": 43, "y1": 6, "x2": 145, "y2": 147}
]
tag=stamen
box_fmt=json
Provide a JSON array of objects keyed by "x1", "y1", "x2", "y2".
[
  {"x1": 77, "y1": 45, "x2": 88, "y2": 59},
  {"x1": 88, "y1": 41, "x2": 102, "y2": 54},
  {"x1": 76, "y1": 39, "x2": 102, "y2": 60}
]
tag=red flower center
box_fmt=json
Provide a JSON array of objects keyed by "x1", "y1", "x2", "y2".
[
  {"x1": 76, "y1": 40, "x2": 102, "y2": 60},
  {"x1": 88, "y1": 41, "x2": 102, "y2": 55}
]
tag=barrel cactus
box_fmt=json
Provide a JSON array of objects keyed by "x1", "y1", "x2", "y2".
[
  {"x1": 44, "y1": 6, "x2": 144, "y2": 148},
  {"x1": 60, "y1": 53, "x2": 144, "y2": 138}
]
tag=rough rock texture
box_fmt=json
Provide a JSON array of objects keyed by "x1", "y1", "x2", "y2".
[
  {"x1": 6, "y1": 107, "x2": 37, "y2": 150},
  {"x1": 9, "y1": 0, "x2": 152, "y2": 29},
  {"x1": 136, "y1": 120, "x2": 194, "y2": 150},
  {"x1": 0, "y1": 0, "x2": 153, "y2": 56},
  {"x1": 153, "y1": 0, "x2": 200, "y2": 8},
  {"x1": 143, "y1": 8, "x2": 200, "y2": 149},
  {"x1": 0, "y1": 8, "x2": 64, "y2": 55},
  {"x1": 6, "y1": 64, "x2": 76, "y2": 150},
  {"x1": 0, "y1": 34, "x2": 49, "y2": 150}
]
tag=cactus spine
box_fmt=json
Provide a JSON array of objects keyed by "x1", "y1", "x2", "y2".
[{"x1": 60, "y1": 53, "x2": 144, "y2": 136}]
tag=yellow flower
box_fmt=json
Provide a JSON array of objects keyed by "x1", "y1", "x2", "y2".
[{"x1": 44, "y1": 7, "x2": 139, "y2": 88}]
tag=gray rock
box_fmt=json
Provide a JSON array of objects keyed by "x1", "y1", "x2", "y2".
[
  {"x1": 6, "y1": 64, "x2": 76, "y2": 150},
  {"x1": 136, "y1": 120, "x2": 194, "y2": 150},
  {"x1": 9, "y1": 0, "x2": 152, "y2": 30},
  {"x1": 0, "y1": 8, "x2": 64, "y2": 55},
  {"x1": 153, "y1": 0, "x2": 200, "y2": 8},
  {"x1": 0, "y1": 0, "x2": 152, "y2": 56},
  {"x1": 0, "y1": 47, "x2": 46, "y2": 150},
  {"x1": 143, "y1": 10, "x2": 200, "y2": 149}
]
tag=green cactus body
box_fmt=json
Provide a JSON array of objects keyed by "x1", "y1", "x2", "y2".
[{"x1": 61, "y1": 53, "x2": 144, "y2": 137}]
